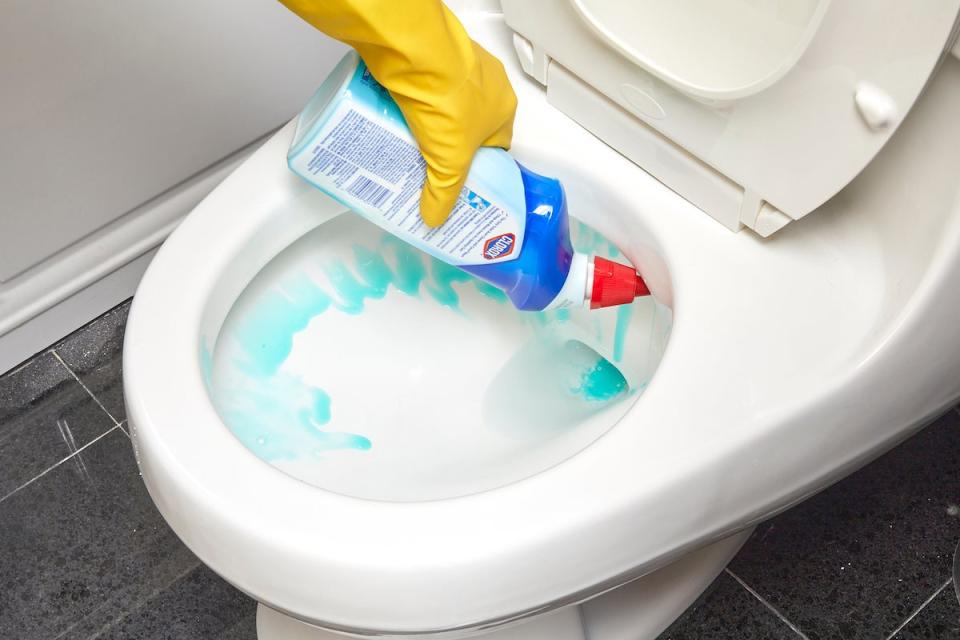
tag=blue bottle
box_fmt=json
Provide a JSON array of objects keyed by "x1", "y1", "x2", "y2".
[{"x1": 287, "y1": 51, "x2": 648, "y2": 311}]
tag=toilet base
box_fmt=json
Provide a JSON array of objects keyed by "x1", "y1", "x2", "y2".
[
  {"x1": 255, "y1": 527, "x2": 753, "y2": 640},
  {"x1": 256, "y1": 604, "x2": 584, "y2": 640}
]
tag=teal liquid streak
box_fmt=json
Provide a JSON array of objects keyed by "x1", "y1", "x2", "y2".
[
  {"x1": 310, "y1": 431, "x2": 372, "y2": 453},
  {"x1": 219, "y1": 371, "x2": 371, "y2": 459},
  {"x1": 223, "y1": 271, "x2": 370, "y2": 457},
  {"x1": 529, "y1": 307, "x2": 571, "y2": 326},
  {"x1": 571, "y1": 219, "x2": 621, "y2": 258},
  {"x1": 325, "y1": 259, "x2": 388, "y2": 315},
  {"x1": 613, "y1": 304, "x2": 632, "y2": 362},
  {"x1": 331, "y1": 239, "x2": 483, "y2": 313},
  {"x1": 382, "y1": 237, "x2": 427, "y2": 296},
  {"x1": 353, "y1": 245, "x2": 393, "y2": 294},
  {"x1": 225, "y1": 408, "x2": 370, "y2": 460},
  {"x1": 310, "y1": 387, "x2": 332, "y2": 424},
  {"x1": 473, "y1": 279, "x2": 509, "y2": 304},
  {"x1": 235, "y1": 275, "x2": 331, "y2": 377},
  {"x1": 425, "y1": 259, "x2": 473, "y2": 309}
]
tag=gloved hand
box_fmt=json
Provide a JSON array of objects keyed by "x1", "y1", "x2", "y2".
[{"x1": 279, "y1": 0, "x2": 517, "y2": 227}]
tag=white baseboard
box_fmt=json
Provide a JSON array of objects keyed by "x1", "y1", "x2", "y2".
[{"x1": 0, "y1": 250, "x2": 156, "y2": 374}]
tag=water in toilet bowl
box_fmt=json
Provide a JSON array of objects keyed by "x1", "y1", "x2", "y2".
[{"x1": 208, "y1": 214, "x2": 671, "y2": 501}]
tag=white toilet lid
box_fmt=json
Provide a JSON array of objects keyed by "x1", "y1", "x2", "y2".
[
  {"x1": 570, "y1": 0, "x2": 833, "y2": 101},
  {"x1": 503, "y1": 0, "x2": 960, "y2": 234}
]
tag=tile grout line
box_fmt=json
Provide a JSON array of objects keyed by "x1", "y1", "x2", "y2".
[
  {"x1": 68, "y1": 557, "x2": 204, "y2": 640},
  {"x1": 51, "y1": 349, "x2": 122, "y2": 426},
  {"x1": 0, "y1": 425, "x2": 121, "y2": 503},
  {"x1": 2, "y1": 353, "x2": 47, "y2": 380},
  {"x1": 725, "y1": 569, "x2": 812, "y2": 640},
  {"x1": 884, "y1": 578, "x2": 953, "y2": 640}
]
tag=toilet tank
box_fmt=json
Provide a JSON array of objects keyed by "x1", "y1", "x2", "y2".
[{"x1": 502, "y1": 0, "x2": 960, "y2": 236}]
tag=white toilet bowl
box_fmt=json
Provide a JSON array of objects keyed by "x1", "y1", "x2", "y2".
[{"x1": 124, "y1": 11, "x2": 960, "y2": 640}]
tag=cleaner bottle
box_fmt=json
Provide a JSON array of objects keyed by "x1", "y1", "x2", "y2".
[{"x1": 287, "y1": 51, "x2": 649, "y2": 311}]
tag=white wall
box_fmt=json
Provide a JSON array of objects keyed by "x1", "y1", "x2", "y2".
[{"x1": 0, "y1": 0, "x2": 345, "y2": 371}]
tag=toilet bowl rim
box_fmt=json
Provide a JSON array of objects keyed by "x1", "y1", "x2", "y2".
[{"x1": 124, "y1": 116, "x2": 685, "y2": 525}]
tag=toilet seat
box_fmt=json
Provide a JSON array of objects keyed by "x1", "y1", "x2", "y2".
[{"x1": 125, "y1": 11, "x2": 960, "y2": 637}]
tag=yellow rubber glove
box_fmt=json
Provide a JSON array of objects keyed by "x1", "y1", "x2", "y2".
[{"x1": 279, "y1": 0, "x2": 517, "y2": 227}]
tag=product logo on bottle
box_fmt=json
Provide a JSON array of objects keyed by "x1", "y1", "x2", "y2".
[{"x1": 483, "y1": 233, "x2": 516, "y2": 260}]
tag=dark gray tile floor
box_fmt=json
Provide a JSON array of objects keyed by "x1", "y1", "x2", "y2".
[
  {"x1": 891, "y1": 581, "x2": 960, "y2": 639},
  {"x1": 1, "y1": 298, "x2": 958, "y2": 639},
  {"x1": 91, "y1": 563, "x2": 257, "y2": 640},
  {"x1": 0, "y1": 429, "x2": 201, "y2": 639},
  {"x1": 660, "y1": 409, "x2": 960, "y2": 639},
  {"x1": 656, "y1": 571, "x2": 801, "y2": 639},
  {"x1": 0, "y1": 353, "x2": 116, "y2": 500},
  {"x1": 726, "y1": 410, "x2": 960, "y2": 640},
  {"x1": 54, "y1": 303, "x2": 129, "y2": 425}
]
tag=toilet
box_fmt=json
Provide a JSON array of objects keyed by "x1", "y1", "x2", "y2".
[{"x1": 123, "y1": 4, "x2": 960, "y2": 639}]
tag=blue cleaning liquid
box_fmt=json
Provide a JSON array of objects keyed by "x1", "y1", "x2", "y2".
[
  {"x1": 573, "y1": 353, "x2": 628, "y2": 402},
  {"x1": 287, "y1": 50, "x2": 648, "y2": 313},
  {"x1": 235, "y1": 277, "x2": 332, "y2": 377},
  {"x1": 226, "y1": 274, "x2": 371, "y2": 458},
  {"x1": 482, "y1": 337, "x2": 629, "y2": 439},
  {"x1": 220, "y1": 372, "x2": 371, "y2": 460},
  {"x1": 210, "y1": 218, "x2": 654, "y2": 465},
  {"x1": 215, "y1": 238, "x2": 516, "y2": 461}
]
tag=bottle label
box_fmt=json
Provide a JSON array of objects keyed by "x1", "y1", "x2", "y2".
[{"x1": 288, "y1": 58, "x2": 525, "y2": 266}]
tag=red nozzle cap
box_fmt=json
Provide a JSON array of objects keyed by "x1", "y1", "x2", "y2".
[{"x1": 590, "y1": 256, "x2": 651, "y2": 309}]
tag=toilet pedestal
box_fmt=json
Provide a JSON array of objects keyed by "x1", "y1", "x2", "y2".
[
  {"x1": 255, "y1": 528, "x2": 753, "y2": 640},
  {"x1": 257, "y1": 605, "x2": 584, "y2": 640}
]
